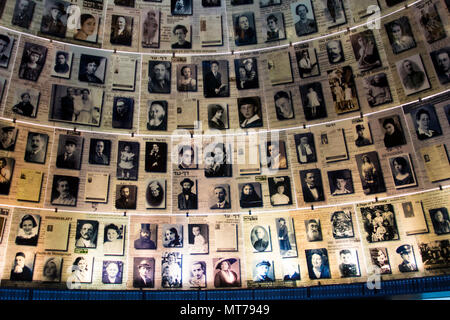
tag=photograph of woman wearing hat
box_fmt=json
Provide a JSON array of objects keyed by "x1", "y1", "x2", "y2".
[
  {"x1": 214, "y1": 258, "x2": 240, "y2": 287},
  {"x1": 15, "y1": 214, "x2": 40, "y2": 246},
  {"x1": 10, "y1": 251, "x2": 33, "y2": 281},
  {"x1": 18, "y1": 42, "x2": 47, "y2": 82},
  {"x1": 40, "y1": 0, "x2": 68, "y2": 38}
]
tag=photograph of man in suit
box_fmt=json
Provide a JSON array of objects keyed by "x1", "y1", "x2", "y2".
[
  {"x1": 210, "y1": 186, "x2": 230, "y2": 209},
  {"x1": 148, "y1": 61, "x2": 171, "y2": 94},
  {"x1": 115, "y1": 185, "x2": 136, "y2": 210},
  {"x1": 133, "y1": 259, "x2": 154, "y2": 288},
  {"x1": 90, "y1": 140, "x2": 109, "y2": 165},
  {"x1": 12, "y1": 0, "x2": 35, "y2": 29},
  {"x1": 134, "y1": 224, "x2": 156, "y2": 249},
  {"x1": 178, "y1": 178, "x2": 197, "y2": 210},
  {"x1": 301, "y1": 169, "x2": 325, "y2": 202},
  {"x1": 203, "y1": 60, "x2": 228, "y2": 97},
  {"x1": 51, "y1": 176, "x2": 77, "y2": 206},
  {"x1": 56, "y1": 87, "x2": 74, "y2": 121},
  {"x1": 75, "y1": 221, "x2": 96, "y2": 248},
  {"x1": 25, "y1": 132, "x2": 46, "y2": 163},
  {"x1": 56, "y1": 138, "x2": 80, "y2": 169},
  {"x1": 0, "y1": 34, "x2": 12, "y2": 68},
  {"x1": 40, "y1": 1, "x2": 67, "y2": 38},
  {"x1": 110, "y1": 15, "x2": 132, "y2": 46}
]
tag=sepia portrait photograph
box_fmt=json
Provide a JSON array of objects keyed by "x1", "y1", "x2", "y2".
[
  {"x1": 171, "y1": 0, "x2": 192, "y2": 15},
  {"x1": 145, "y1": 141, "x2": 167, "y2": 172},
  {"x1": 15, "y1": 213, "x2": 40, "y2": 246},
  {"x1": 296, "y1": 47, "x2": 320, "y2": 78},
  {"x1": 12, "y1": 0, "x2": 36, "y2": 29},
  {"x1": 369, "y1": 247, "x2": 392, "y2": 274},
  {"x1": 208, "y1": 103, "x2": 229, "y2": 130},
  {"x1": 145, "y1": 179, "x2": 166, "y2": 209},
  {"x1": 429, "y1": 207, "x2": 450, "y2": 235},
  {"x1": 213, "y1": 258, "x2": 241, "y2": 288},
  {"x1": 274, "y1": 90, "x2": 294, "y2": 121},
  {"x1": 396, "y1": 244, "x2": 418, "y2": 273},
  {"x1": 189, "y1": 261, "x2": 206, "y2": 288},
  {"x1": 0, "y1": 125, "x2": 18, "y2": 152},
  {"x1": 410, "y1": 104, "x2": 442, "y2": 140},
  {"x1": 115, "y1": 184, "x2": 137, "y2": 210},
  {"x1": 250, "y1": 225, "x2": 271, "y2": 253},
  {"x1": 355, "y1": 151, "x2": 386, "y2": 195},
  {"x1": 233, "y1": 12, "x2": 257, "y2": 46},
  {"x1": 276, "y1": 217, "x2": 297, "y2": 258},
  {"x1": 238, "y1": 97, "x2": 263, "y2": 128},
  {"x1": 396, "y1": 54, "x2": 430, "y2": 96},
  {"x1": 305, "y1": 218, "x2": 322, "y2": 241},
  {"x1": 42, "y1": 257, "x2": 62, "y2": 282},
  {"x1": 294, "y1": 132, "x2": 316, "y2": 164},
  {"x1": 10, "y1": 251, "x2": 34, "y2": 281},
  {"x1": 331, "y1": 211, "x2": 354, "y2": 239},
  {"x1": 360, "y1": 204, "x2": 399, "y2": 243},
  {"x1": 39, "y1": 0, "x2": 70, "y2": 38},
  {"x1": 203, "y1": 60, "x2": 229, "y2": 98},
  {"x1": 56, "y1": 134, "x2": 83, "y2": 170},
  {"x1": 430, "y1": 47, "x2": 450, "y2": 85},
  {"x1": 418, "y1": 3, "x2": 446, "y2": 44},
  {"x1": 300, "y1": 169, "x2": 325, "y2": 203},
  {"x1": 326, "y1": 39, "x2": 345, "y2": 64},
  {"x1": 234, "y1": 57, "x2": 259, "y2": 90},
  {"x1": 209, "y1": 184, "x2": 231, "y2": 210},
  {"x1": 177, "y1": 145, "x2": 197, "y2": 170},
  {"x1": 364, "y1": 73, "x2": 392, "y2": 107},
  {"x1": 188, "y1": 224, "x2": 209, "y2": 254},
  {"x1": 268, "y1": 176, "x2": 292, "y2": 206},
  {"x1": 419, "y1": 240, "x2": 450, "y2": 270},
  {"x1": 133, "y1": 257, "x2": 154, "y2": 288},
  {"x1": 327, "y1": 66, "x2": 360, "y2": 114},
  {"x1": 78, "y1": 54, "x2": 107, "y2": 84},
  {"x1": 147, "y1": 100, "x2": 167, "y2": 131},
  {"x1": 102, "y1": 261, "x2": 123, "y2": 284},
  {"x1": 337, "y1": 248, "x2": 361, "y2": 278},
  {"x1": 378, "y1": 115, "x2": 406, "y2": 148},
  {"x1": 12, "y1": 86, "x2": 40, "y2": 118},
  {"x1": 354, "y1": 122, "x2": 373, "y2": 147},
  {"x1": 134, "y1": 223, "x2": 157, "y2": 249},
  {"x1": 253, "y1": 260, "x2": 274, "y2": 282},
  {"x1": 148, "y1": 60, "x2": 171, "y2": 94},
  {"x1": 103, "y1": 223, "x2": 125, "y2": 255},
  {"x1": 299, "y1": 82, "x2": 327, "y2": 120},
  {"x1": 0, "y1": 34, "x2": 14, "y2": 68},
  {"x1": 322, "y1": 0, "x2": 346, "y2": 28},
  {"x1": 178, "y1": 178, "x2": 198, "y2": 210},
  {"x1": 385, "y1": 17, "x2": 416, "y2": 54},
  {"x1": 305, "y1": 248, "x2": 331, "y2": 280},
  {"x1": 50, "y1": 175, "x2": 78, "y2": 206},
  {"x1": 263, "y1": 12, "x2": 286, "y2": 42},
  {"x1": 88, "y1": 138, "x2": 111, "y2": 166},
  {"x1": 161, "y1": 252, "x2": 182, "y2": 288},
  {"x1": 110, "y1": 15, "x2": 133, "y2": 46},
  {"x1": 266, "y1": 140, "x2": 288, "y2": 171},
  {"x1": 18, "y1": 42, "x2": 47, "y2": 82},
  {"x1": 50, "y1": 50, "x2": 73, "y2": 79},
  {"x1": 171, "y1": 24, "x2": 192, "y2": 49},
  {"x1": 116, "y1": 141, "x2": 139, "y2": 180},
  {"x1": 112, "y1": 97, "x2": 133, "y2": 129},
  {"x1": 177, "y1": 64, "x2": 196, "y2": 91},
  {"x1": 239, "y1": 182, "x2": 263, "y2": 208},
  {"x1": 75, "y1": 219, "x2": 99, "y2": 248},
  {"x1": 24, "y1": 132, "x2": 48, "y2": 164},
  {"x1": 70, "y1": 12, "x2": 100, "y2": 43},
  {"x1": 350, "y1": 30, "x2": 381, "y2": 72},
  {"x1": 203, "y1": 142, "x2": 232, "y2": 177},
  {"x1": 388, "y1": 154, "x2": 417, "y2": 189},
  {"x1": 327, "y1": 169, "x2": 354, "y2": 196},
  {"x1": 141, "y1": 9, "x2": 160, "y2": 49},
  {"x1": 291, "y1": 0, "x2": 318, "y2": 37}
]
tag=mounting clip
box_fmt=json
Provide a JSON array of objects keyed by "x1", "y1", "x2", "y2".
[
  {"x1": 360, "y1": 111, "x2": 363, "y2": 119},
  {"x1": 186, "y1": 212, "x2": 189, "y2": 217},
  {"x1": 303, "y1": 123, "x2": 306, "y2": 129},
  {"x1": 172, "y1": 52, "x2": 176, "y2": 58},
  {"x1": 439, "y1": 185, "x2": 443, "y2": 191},
  {"x1": 375, "y1": 197, "x2": 378, "y2": 202},
  {"x1": 124, "y1": 211, "x2": 127, "y2": 217},
  {"x1": 418, "y1": 96, "x2": 422, "y2": 103},
  {"x1": 12, "y1": 118, "x2": 16, "y2": 124},
  {"x1": 248, "y1": 210, "x2": 252, "y2": 216},
  {"x1": 311, "y1": 205, "x2": 314, "y2": 211},
  {"x1": 289, "y1": 41, "x2": 292, "y2": 47},
  {"x1": 73, "y1": 127, "x2": 77, "y2": 133},
  {"x1": 54, "y1": 208, "x2": 58, "y2": 213},
  {"x1": 231, "y1": 50, "x2": 234, "y2": 55},
  {"x1": 131, "y1": 132, "x2": 134, "y2": 137},
  {"x1": 114, "y1": 49, "x2": 117, "y2": 54}
]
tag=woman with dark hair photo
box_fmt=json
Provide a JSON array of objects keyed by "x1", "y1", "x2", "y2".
[
  {"x1": 382, "y1": 117, "x2": 406, "y2": 148},
  {"x1": 239, "y1": 183, "x2": 263, "y2": 208},
  {"x1": 178, "y1": 65, "x2": 196, "y2": 91},
  {"x1": 19, "y1": 45, "x2": 45, "y2": 81},
  {"x1": 307, "y1": 249, "x2": 331, "y2": 280},
  {"x1": 204, "y1": 143, "x2": 231, "y2": 177},
  {"x1": 277, "y1": 218, "x2": 291, "y2": 252},
  {"x1": 164, "y1": 227, "x2": 182, "y2": 247},
  {"x1": 43, "y1": 257, "x2": 60, "y2": 282},
  {"x1": 214, "y1": 258, "x2": 240, "y2": 287},
  {"x1": 370, "y1": 248, "x2": 391, "y2": 274},
  {"x1": 72, "y1": 257, "x2": 90, "y2": 283},
  {"x1": 74, "y1": 14, "x2": 97, "y2": 41},
  {"x1": 208, "y1": 104, "x2": 226, "y2": 130},
  {"x1": 15, "y1": 214, "x2": 39, "y2": 246},
  {"x1": 391, "y1": 156, "x2": 414, "y2": 186},
  {"x1": 103, "y1": 223, "x2": 123, "y2": 254}
]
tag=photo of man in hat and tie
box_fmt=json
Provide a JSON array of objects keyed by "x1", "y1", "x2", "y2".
[
  {"x1": 133, "y1": 258, "x2": 154, "y2": 288},
  {"x1": 397, "y1": 244, "x2": 418, "y2": 272},
  {"x1": 134, "y1": 224, "x2": 156, "y2": 249},
  {"x1": 56, "y1": 136, "x2": 82, "y2": 170},
  {"x1": 178, "y1": 178, "x2": 197, "y2": 210},
  {"x1": 40, "y1": 1, "x2": 67, "y2": 38}
]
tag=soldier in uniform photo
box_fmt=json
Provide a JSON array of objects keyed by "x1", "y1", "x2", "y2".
[
  {"x1": 396, "y1": 244, "x2": 418, "y2": 272},
  {"x1": 253, "y1": 260, "x2": 273, "y2": 282}
]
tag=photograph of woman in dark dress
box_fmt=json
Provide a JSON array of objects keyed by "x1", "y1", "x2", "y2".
[
  {"x1": 277, "y1": 218, "x2": 291, "y2": 252},
  {"x1": 239, "y1": 183, "x2": 263, "y2": 208},
  {"x1": 15, "y1": 214, "x2": 39, "y2": 246},
  {"x1": 381, "y1": 117, "x2": 406, "y2": 148}
]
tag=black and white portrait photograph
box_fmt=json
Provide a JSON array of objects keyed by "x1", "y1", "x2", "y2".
[
  {"x1": 115, "y1": 185, "x2": 137, "y2": 210},
  {"x1": 276, "y1": 217, "x2": 297, "y2": 258},
  {"x1": 418, "y1": 3, "x2": 446, "y2": 44},
  {"x1": 134, "y1": 223, "x2": 156, "y2": 249},
  {"x1": 250, "y1": 225, "x2": 271, "y2": 252},
  {"x1": 189, "y1": 261, "x2": 206, "y2": 288},
  {"x1": 75, "y1": 219, "x2": 99, "y2": 248},
  {"x1": 238, "y1": 96, "x2": 263, "y2": 128},
  {"x1": 112, "y1": 97, "x2": 133, "y2": 129},
  {"x1": 268, "y1": 176, "x2": 292, "y2": 206},
  {"x1": 203, "y1": 0, "x2": 220, "y2": 6},
  {"x1": 188, "y1": 224, "x2": 209, "y2": 254},
  {"x1": 72, "y1": 13, "x2": 100, "y2": 43},
  {"x1": 110, "y1": 15, "x2": 133, "y2": 46},
  {"x1": 203, "y1": 60, "x2": 229, "y2": 97},
  {"x1": 0, "y1": 125, "x2": 18, "y2": 152},
  {"x1": 327, "y1": 66, "x2": 360, "y2": 114},
  {"x1": 274, "y1": 91, "x2": 294, "y2": 121},
  {"x1": 369, "y1": 247, "x2": 392, "y2": 274},
  {"x1": 50, "y1": 175, "x2": 78, "y2": 206},
  {"x1": 103, "y1": 223, "x2": 125, "y2": 255},
  {"x1": 42, "y1": 257, "x2": 62, "y2": 282},
  {"x1": 263, "y1": 12, "x2": 286, "y2": 42},
  {"x1": 337, "y1": 248, "x2": 360, "y2": 278},
  {"x1": 294, "y1": 132, "x2": 316, "y2": 164},
  {"x1": 354, "y1": 122, "x2": 373, "y2": 147},
  {"x1": 326, "y1": 39, "x2": 344, "y2": 64},
  {"x1": 282, "y1": 260, "x2": 300, "y2": 281},
  {"x1": 299, "y1": 82, "x2": 327, "y2": 120},
  {"x1": 0, "y1": 34, "x2": 14, "y2": 68},
  {"x1": 410, "y1": 104, "x2": 442, "y2": 140},
  {"x1": 18, "y1": 42, "x2": 47, "y2": 82},
  {"x1": 350, "y1": 30, "x2": 381, "y2": 72},
  {"x1": 327, "y1": 169, "x2": 354, "y2": 196},
  {"x1": 266, "y1": 140, "x2": 288, "y2": 171},
  {"x1": 40, "y1": 0, "x2": 70, "y2": 38},
  {"x1": 305, "y1": 248, "x2": 331, "y2": 280},
  {"x1": 305, "y1": 218, "x2": 322, "y2": 241},
  {"x1": 145, "y1": 142, "x2": 167, "y2": 172},
  {"x1": 213, "y1": 258, "x2": 241, "y2": 288},
  {"x1": 88, "y1": 139, "x2": 111, "y2": 166},
  {"x1": 56, "y1": 134, "x2": 83, "y2": 170},
  {"x1": 300, "y1": 169, "x2": 325, "y2": 203},
  {"x1": 171, "y1": 0, "x2": 192, "y2": 15},
  {"x1": 260, "y1": 0, "x2": 280, "y2": 7},
  {"x1": 12, "y1": 87, "x2": 40, "y2": 118},
  {"x1": 396, "y1": 244, "x2": 418, "y2": 273},
  {"x1": 114, "y1": 0, "x2": 134, "y2": 7},
  {"x1": 133, "y1": 257, "x2": 154, "y2": 288},
  {"x1": 177, "y1": 145, "x2": 197, "y2": 170},
  {"x1": 378, "y1": 115, "x2": 406, "y2": 148},
  {"x1": 253, "y1": 260, "x2": 274, "y2": 282},
  {"x1": 24, "y1": 132, "x2": 48, "y2": 164},
  {"x1": 171, "y1": 24, "x2": 191, "y2": 49},
  {"x1": 233, "y1": 12, "x2": 257, "y2": 46},
  {"x1": 15, "y1": 214, "x2": 40, "y2": 246},
  {"x1": 49, "y1": 84, "x2": 104, "y2": 126},
  {"x1": 12, "y1": 0, "x2": 36, "y2": 29},
  {"x1": 396, "y1": 55, "x2": 430, "y2": 96},
  {"x1": 355, "y1": 151, "x2": 386, "y2": 195},
  {"x1": 209, "y1": 184, "x2": 231, "y2": 210},
  {"x1": 291, "y1": 0, "x2": 318, "y2": 37},
  {"x1": 141, "y1": 9, "x2": 160, "y2": 49},
  {"x1": 146, "y1": 100, "x2": 167, "y2": 131},
  {"x1": 177, "y1": 64, "x2": 196, "y2": 91},
  {"x1": 50, "y1": 50, "x2": 72, "y2": 79},
  {"x1": 10, "y1": 251, "x2": 34, "y2": 281},
  {"x1": 102, "y1": 261, "x2": 123, "y2": 284},
  {"x1": 161, "y1": 252, "x2": 182, "y2": 288},
  {"x1": 430, "y1": 47, "x2": 450, "y2": 85},
  {"x1": 234, "y1": 57, "x2": 259, "y2": 90},
  {"x1": 208, "y1": 103, "x2": 229, "y2": 130},
  {"x1": 78, "y1": 54, "x2": 107, "y2": 84},
  {"x1": 178, "y1": 178, "x2": 198, "y2": 210},
  {"x1": 429, "y1": 207, "x2": 450, "y2": 235},
  {"x1": 148, "y1": 60, "x2": 171, "y2": 94},
  {"x1": 145, "y1": 179, "x2": 166, "y2": 209},
  {"x1": 331, "y1": 211, "x2": 354, "y2": 239},
  {"x1": 385, "y1": 17, "x2": 416, "y2": 54},
  {"x1": 239, "y1": 182, "x2": 263, "y2": 208},
  {"x1": 360, "y1": 204, "x2": 399, "y2": 243},
  {"x1": 296, "y1": 48, "x2": 320, "y2": 78},
  {"x1": 116, "y1": 141, "x2": 139, "y2": 180},
  {"x1": 388, "y1": 154, "x2": 417, "y2": 189},
  {"x1": 203, "y1": 142, "x2": 232, "y2": 177},
  {"x1": 364, "y1": 73, "x2": 392, "y2": 107},
  {"x1": 0, "y1": 157, "x2": 13, "y2": 195},
  {"x1": 322, "y1": 0, "x2": 346, "y2": 28}
]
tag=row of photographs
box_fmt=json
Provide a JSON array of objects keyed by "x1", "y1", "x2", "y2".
[{"x1": 0, "y1": 0, "x2": 434, "y2": 51}]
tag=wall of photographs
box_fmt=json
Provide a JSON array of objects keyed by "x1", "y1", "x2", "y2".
[{"x1": 0, "y1": 0, "x2": 449, "y2": 291}]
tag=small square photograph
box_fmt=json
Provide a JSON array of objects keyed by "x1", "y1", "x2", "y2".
[
  {"x1": 274, "y1": 90, "x2": 294, "y2": 121},
  {"x1": 189, "y1": 261, "x2": 206, "y2": 288},
  {"x1": 0, "y1": 34, "x2": 14, "y2": 68},
  {"x1": 75, "y1": 219, "x2": 98, "y2": 248},
  {"x1": 396, "y1": 244, "x2": 418, "y2": 272},
  {"x1": 253, "y1": 260, "x2": 274, "y2": 282},
  {"x1": 141, "y1": 9, "x2": 160, "y2": 49},
  {"x1": 267, "y1": 51, "x2": 293, "y2": 85},
  {"x1": 385, "y1": 17, "x2": 416, "y2": 54},
  {"x1": 250, "y1": 225, "x2": 272, "y2": 252},
  {"x1": 0, "y1": 157, "x2": 14, "y2": 195},
  {"x1": 203, "y1": 60, "x2": 229, "y2": 97},
  {"x1": 350, "y1": 30, "x2": 382, "y2": 72},
  {"x1": 102, "y1": 260, "x2": 123, "y2": 284},
  {"x1": 327, "y1": 66, "x2": 360, "y2": 114},
  {"x1": 354, "y1": 122, "x2": 373, "y2": 147},
  {"x1": 266, "y1": 140, "x2": 288, "y2": 170},
  {"x1": 171, "y1": 0, "x2": 192, "y2": 15},
  {"x1": 188, "y1": 224, "x2": 209, "y2": 254},
  {"x1": 71, "y1": 12, "x2": 100, "y2": 43},
  {"x1": 294, "y1": 133, "x2": 316, "y2": 164},
  {"x1": 300, "y1": 169, "x2": 325, "y2": 203},
  {"x1": 419, "y1": 240, "x2": 450, "y2": 270},
  {"x1": 239, "y1": 182, "x2": 263, "y2": 208},
  {"x1": 337, "y1": 248, "x2": 361, "y2": 278},
  {"x1": 112, "y1": 97, "x2": 133, "y2": 129},
  {"x1": 88, "y1": 139, "x2": 111, "y2": 165},
  {"x1": 268, "y1": 176, "x2": 292, "y2": 206},
  {"x1": 50, "y1": 175, "x2": 78, "y2": 206},
  {"x1": 117, "y1": 141, "x2": 139, "y2": 180},
  {"x1": 103, "y1": 223, "x2": 125, "y2": 255},
  {"x1": 51, "y1": 50, "x2": 73, "y2": 79},
  {"x1": 322, "y1": 0, "x2": 346, "y2": 28},
  {"x1": 145, "y1": 142, "x2": 167, "y2": 172},
  {"x1": 369, "y1": 248, "x2": 392, "y2": 274},
  {"x1": 115, "y1": 185, "x2": 137, "y2": 210},
  {"x1": 177, "y1": 64, "x2": 196, "y2": 91},
  {"x1": 291, "y1": 0, "x2": 318, "y2": 37},
  {"x1": 12, "y1": 0, "x2": 36, "y2": 29},
  {"x1": 388, "y1": 154, "x2": 417, "y2": 189},
  {"x1": 282, "y1": 260, "x2": 300, "y2": 281},
  {"x1": 148, "y1": 60, "x2": 171, "y2": 94},
  {"x1": 305, "y1": 248, "x2": 331, "y2": 279},
  {"x1": 209, "y1": 184, "x2": 231, "y2": 210},
  {"x1": 163, "y1": 224, "x2": 183, "y2": 248},
  {"x1": 145, "y1": 179, "x2": 166, "y2": 209},
  {"x1": 402, "y1": 201, "x2": 415, "y2": 218},
  {"x1": 10, "y1": 251, "x2": 35, "y2": 281},
  {"x1": 171, "y1": 24, "x2": 191, "y2": 49},
  {"x1": 355, "y1": 151, "x2": 386, "y2": 195},
  {"x1": 260, "y1": 0, "x2": 280, "y2": 7},
  {"x1": 146, "y1": 100, "x2": 167, "y2": 131},
  {"x1": 238, "y1": 97, "x2": 263, "y2": 128},
  {"x1": 134, "y1": 223, "x2": 157, "y2": 249},
  {"x1": 78, "y1": 54, "x2": 107, "y2": 84},
  {"x1": 178, "y1": 178, "x2": 198, "y2": 210},
  {"x1": 15, "y1": 213, "x2": 40, "y2": 246},
  {"x1": 276, "y1": 217, "x2": 297, "y2": 258},
  {"x1": 42, "y1": 257, "x2": 62, "y2": 282},
  {"x1": 110, "y1": 15, "x2": 133, "y2": 46},
  {"x1": 233, "y1": 12, "x2": 257, "y2": 46},
  {"x1": 429, "y1": 207, "x2": 450, "y2": 235},
  {"x1": 40, "y1": 0, "x2": 70, "y2": 38},
  {"x1": 234, "y1": 57, "x2": 259, "y2": 90},
  {"x1": 305, "y1": 218, "x2": 322, "y2": 241},
  {"x1": 114, "y1": 0, "x2": 135, "y2": 7},
  {"x1": 378, "y1": 115, "x2": 406, "y2": 148},
  {"x1": 360, "y1": 204, "x2": 399, "y2": 243},
  {"x1": 299, "y1": 82, "x2": 327, "y2": 120},
  {"x1": 56, "y1": 134, "x2": 83, "y2": 170},
  {"x1": 326, "y1": 39, "x2": 345, "y2": 64},
  {"x1": 327, "y1": 169, "x2": 354, "y2": 196},
  {"x1": 263, "y1": 12, "x2": 286, "y2": 42},
  {"x1": 418, "y1": 4, "x2": 446, "y2": 44},
  {"x1": 296, "y1": 48, "x2": 320, "y2": 78},
  {"x1": 396, "y1": 55, "x2": 430, "y2": 96},
  {"x1": 213, "y1": 258, "x2": 241, "y2": 287},
  {"x1": 12, "y1": 86, "x2": 40, "y2": 118},
  {"x1": 133, "y1": 257, "x2": 154, "y2": 288},
  {"x1": 430, "y1": 47, "x2": 450, "y2": 85},
  {"x1": 203, "y1": 0, "x2": 220, "y2": 6},
  {"x1": 203, "y1": 142, "x2": 232, "y2": 177},
  {"x1": 208, "y1": 103, "x2": 229, "y2": 130},
  {"x1": 410, "y1": 105, "x2": 442, "y2": 140},
  {"x1": 177, "y1": 145, "x2": 197, "y2": 170},
  {"x1": 331, "y1": 211, "x2": 354, "y2": 239},
  {"x1": 0, "y1": 125, "x2": 18, "y2": 152},
  {"x1": 364, "y1": 73, "x2": 392, "y2": 107},
  {"x1": 161, "y1": 252, "x2": 182, "y2": 288}
]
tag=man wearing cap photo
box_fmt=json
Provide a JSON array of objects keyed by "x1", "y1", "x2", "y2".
[
  {"x1": 134, "y1": 224, "x2": 156, "y2": 249},
  {"x1": 79, "y1": 55, "x2": 103, "y2": 84},
  {"x1": 253, "y1": 260, "x2": 273, "y2": 282},
  {"x1": 0, "y1": 126, "x2": 16, "y2": 151},
  {"x1": 354, "y1": 124, "x2": 371, "y2": 147},
  {"x1": 178, "y1": 178, "x2": 197, "y2": 210},
  {"x1": 397, "y1": 244, "x2": 418, "y2": 272},
  {"x1": 40, "y1": 1, "x2": 67, "y2": 37},
  {"x1": 133, "y1": 259, "x2": 154, "y2": 288},
  {"x1": 24, "y1": 132, "x2": 46, "y2": 163},
  {"x1": 56, "y1": 137, "x2": 80, "y2": 169}
]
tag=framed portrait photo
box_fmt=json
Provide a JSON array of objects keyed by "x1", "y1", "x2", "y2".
[
  {"x1": 88, "y1": 138, "x2": 111, "y2": 166},
  {"x1": 40, "y1": 0, "x2": 70, "y2": 38},
  {"x1": 171, "y1": 24, "x2": 192, "y2": 49},
  {"x1": 0, "y1": 157, "x2": 14, "y2": 195},
  {"x1": 291, "y1": 0, "x2": 318, "y2": 37},
  {"x1": 331, "y1": 211, "x2": 354, "y2": 239},
  {"x1": 0, "y1": 34, "x2": 14, "y2": 69},
  {"x1": 78, "y1": 54, "x2": 107, "y2": 84},
  {"x1": 0, "y1": 125, "x2": 18, "y2": 152},
  {"x1": 177, "y1": 64, "x2": 197, "y2": 91},
  {"x1": 360, "y1": 204, "x2": 399, "y2": 243},
  {"x1": 268, "y1": 176, "x2": 292, "y2": 206},
  {"x1": 148, "y1": 60, "x2": 171, "y2": 94},
  {"x1": 263, "y1": 12, "x2": 286, "y2": 42},
  {"x1": 50, "y1": 175, "x2": 79, "y2": 207},
  {"x1": 171, "y1": 0, "x2": 193, "y2": 15},
  {"x1": 115, "y1": 184, "x2": 137, "y2": 210},
  {"x1": 15, "y1": 213, "x2": 40, "y2": 246},
  {"x1": 116, "y1": 141, "x2": 139, "y2": 180},
  {"x1": 355, "y1": 151, "x2": 386, "y2": 195},
  {"x1": 141, "y1": 9, "x2": 160, "y2": 49},
  {"x1": 12, "y1": 0, "x2": 36, "y2": 29},
  {"x1": 234, "y1": 57, "x2": 259, "y2": 90},
  {"x1": 327, "y1": 66, "x2": 360, "y2": 114},
  {"x1": 299, "y1": 169, "x2": 325, "y2": 203},
  {"x1": 24, "y1": 132, "x2": 48, "y2": 164},
  {"x1": 145, "y1": 179, "x2": 166, "y2": 209},
  {"x1": 110, "y1": 15, "x2": 133, "y2": 46},
  {"x1": 305, "y1": 248, "x2": 330, "y2": 279},
  {"x1": 364, "y1": 73, "x2": 392, "y2": 107},
  {"x1": 430, "y1": 47, "x2": 450, "y2": 85},
  {"x1": 409, "y1": 104, "x2": 442, "y2": 140},
  {"x1": 56, "y1": 134, "x2": 83, "y2": 170},
  {"x1": 12, "y1": 86, "x2": 40, "y2": 118},
  {"x1": 385, "y1": 17, "x2": 416, "y2": 54},
  {"x1": 296, "y1": 47, "x2": 320, "y2": 79},
  {"x1": 395, "y1": 54, "x2": 431, "y2": 96},
  {"x1": 299, "y1": 82, "x2": 327, "y2": 120},
  {"x1": 237, "y1": 96, "x2": 263, "y2": 129},
  {"x1": 102, "y1": 261, "x2": 124, "y2": 284},
  {"x1": 133, "y1": 257, "x2": 155, "y2": 288},
  {"x1": 337, "y1": 248, "x2": 361, "y2": 278},
  {"x1": 51, "y1": 50, "x2": 73, "y2": 79},
  {"x1": 294, "y1": 132, "x2": 316, "y2": 164},
  {"x1": 232, "y1": 12, "x2": 257, "y2": 46},
  {"x1": 112, "y1": 97, "x2": 134, "y2": 129},
  {"x1": 145, "y1": 141, "x2": 167, "y2": 173},
  {"x1": 327, "y1": 169, "x2": 354, "y2": 196},
  {"x1": 350, "y1": 30, "x2": 381, "y2": 72},
  {"x1": 202, "y1": 60, "x2": 229, "y2": 98},
  {"x1": 238, "y1": 182, "x2": 263, "y2": 208},
  {"x1": 274, "y1": 90, "x2": 295, "y2": 121},
  {"x1": 388, "y1": 153, "x2": 417, "y2": 189},
  {"x1": 207, "y1": 103, "x2": 229, "y2": 130}
]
